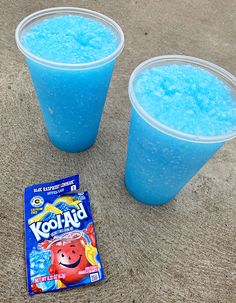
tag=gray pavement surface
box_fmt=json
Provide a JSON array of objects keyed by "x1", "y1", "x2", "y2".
[{"x1": 0, "y1": 1, "x2": 235, "y2": 302}]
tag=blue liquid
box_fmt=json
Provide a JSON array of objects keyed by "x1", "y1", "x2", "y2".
[
  {"x1": 126, "y1": 65, "x2": 236, "y2": 205},
  {"x1": 30, "y1": 249, "x2": 56, "y2": 291},
  {"x1": 22, "y1": 15, "x2": 118, "y2": 63},
  {"x1": 134, "y1": 65, "x2": 236, "y2": 136},
  {"x1": 22, "y1": 15, "x2": 118, "y2": 152}
]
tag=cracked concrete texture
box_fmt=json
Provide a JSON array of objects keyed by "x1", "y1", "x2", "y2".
[{"x1": 0, "y1": 1, "x2": 235, "y2": 302}]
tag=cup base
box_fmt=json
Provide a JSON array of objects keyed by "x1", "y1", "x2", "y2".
[
  {"x1": 124, "y1": 177, "x2": 174, "y2": 206},
  {"x1": 48, "y1": 135, "x2": 96, "y2": 153}
]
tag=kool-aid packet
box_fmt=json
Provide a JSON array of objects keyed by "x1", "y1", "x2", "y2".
[{"x1": 24, "y1": 175, "x2": 104, "y2": 295}]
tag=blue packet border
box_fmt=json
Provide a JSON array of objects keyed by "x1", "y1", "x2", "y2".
[{"x1": 24, "y1": 175, "x2": 104, "y2": 295}]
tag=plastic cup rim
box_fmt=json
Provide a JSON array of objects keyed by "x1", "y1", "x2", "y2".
[
  {"x1": 128, "y1": 55, "x2": 236, "y2": 144},
  {"x1": 15, "y1": 7, "x2": 125, "y2": 70}
]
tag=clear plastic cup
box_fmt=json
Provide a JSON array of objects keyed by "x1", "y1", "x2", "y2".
[
  {"x1": 125, "y1": 55, "x2": 236, "y2": 205},
  {"x1": 16, "y1": 7, "x2": 124, "y2": 152}
]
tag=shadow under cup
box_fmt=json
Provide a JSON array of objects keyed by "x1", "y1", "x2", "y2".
[
  {"x1": 15, "y1": 7, "x2": 124, "y2": 152},
  {"x1": 125, "y1": 55, "x2": 236, "y2": 206}
]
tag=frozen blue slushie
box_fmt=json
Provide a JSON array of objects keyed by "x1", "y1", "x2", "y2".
[
  {"x1": 16, "y1": 8, "x2": 124, "y2": 152},
  {"x1": 126, "y1": 56, "x2": 236, "y2": 205}
]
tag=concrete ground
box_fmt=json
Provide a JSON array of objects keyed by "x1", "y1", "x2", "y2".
[{"x1": 0, "y1": 1, "x2": 235, "y2": 302}]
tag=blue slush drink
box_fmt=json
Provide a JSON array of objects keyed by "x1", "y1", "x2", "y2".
[
  {"x1": 125, "y1": 56, "x2": 236, "y2": 205},
  {"x1": 16, "y1": 8, "x2": 124, "y2": 152}
]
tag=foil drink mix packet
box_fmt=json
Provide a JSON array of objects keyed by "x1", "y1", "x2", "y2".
[{"x1": 24, "y1": 175, "x2": 104, "y2": 295}]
